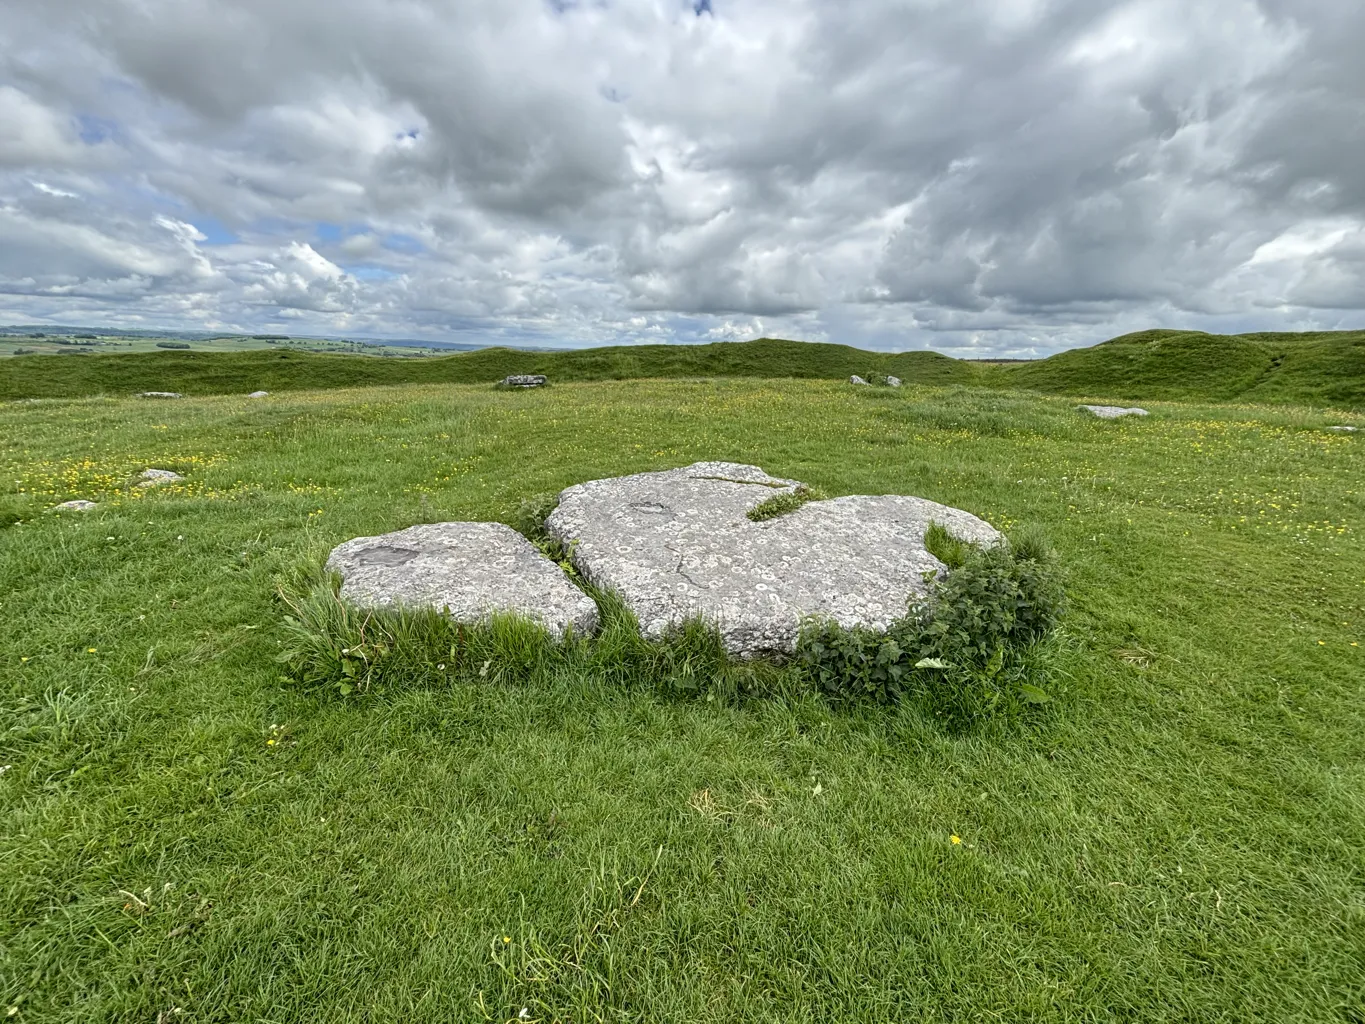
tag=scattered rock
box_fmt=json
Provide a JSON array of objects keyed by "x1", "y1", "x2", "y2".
[
  {"x1": 849, "y1": 375, "x2": 869, "y2": 386},
  {"x1": 1327, "y1": 425, "x2": 1358, "y2": 433},
  {"x1": 326, "y1": 522, "x2": 598, "y2": 635},
  {"x1": 545, "y1": 461, "x2": 1000, "y2": 658},
  {"x1": 248, "y1": 391, "x2": 269, "y2": 398},
  {"x1": 886, "y1": 376, "x2": 902, "y2": 387},
  {"x1": 51, "y1": 500, "x2": 97, "y2": 512},
  {"x1": 139, "y1": 392, "x2": 183, "y2": 399},
  {"x1": 1080, "y1": 404, "x2": 1149, "y2": 419},
  {"x1": 499, "y1": 375, "x2": 548, "y2": 388},
  {"x1": 137, "y1": 469, "x2": 184, "y2": 488}
]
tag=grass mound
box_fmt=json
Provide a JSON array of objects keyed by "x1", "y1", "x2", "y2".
[
  {"x1": 1004, "y1": 328, "x2": 1365, "y2": 409},
  {"x1": 0, "y1": 337, "x2": 977, "y2": 400}
]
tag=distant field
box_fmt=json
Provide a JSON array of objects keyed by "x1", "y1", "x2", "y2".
[
  {"x1": 3, "y1": 330, "x2": 1363, "y2": 411},
  {"x1": 0, "y1": 333, "x2": 458, "y2": 360},
  {"x1": 2, "y1": 379, "x2": 1361, "y2": 1020}
]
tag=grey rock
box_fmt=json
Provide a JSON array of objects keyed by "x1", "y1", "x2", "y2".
[
  {"x1": 545, "y1": 461, "x2": 1000, "y2": 658},
  {"x1": 849, "y1": 375, "x2": 869, "y2": 385},
  {"x1": 139, "y1": 391, "x2": 183, "y2": 399},
  {"x1": 1080, "y1": 404, "x2": 1149, "y2": 419},
  {"x1": 51, "y1": 500, "x2": 97, "y2": 512},
  {"x1": 886, "y1": 376, "x2": 902, "y2": 387},
  {"x1": 500, "y1": 375, "x2": 547, "y2": 388},
  {"x1": 1327, "y1": 425, "x2": 1358, "y2": 433},
  {"x1": 326, "y1": 522, "x2": 598, "y2": 635},
  {"x1": 248, "y1": 391, "x2": 269, "y2": 398},
  {"x1": 137, "y1": 468, "x2": 184, "y2": 488}
]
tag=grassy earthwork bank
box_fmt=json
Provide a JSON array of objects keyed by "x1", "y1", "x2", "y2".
[
  {"x1": 2, "y1": 378, "x2": 1363, "y2": 1021},
  {"x1": 3, "y1": 329, "x2": 1364, "y2": 411}
]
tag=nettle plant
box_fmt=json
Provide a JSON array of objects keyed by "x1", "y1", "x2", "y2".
[{"x1": 794, "y1": 523, "x2": 1066, "y2": 729}]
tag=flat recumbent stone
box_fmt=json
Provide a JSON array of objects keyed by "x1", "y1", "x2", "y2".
[
  {"x1": 326, "y1": 522, "x2": 598, "y2": 636},
  {"x1": 1080, "y1": 404, "x2": 1149, "y2": 419},
  {"x1": 545, "y1": 461, "x2": 1001, "y2": 658}
]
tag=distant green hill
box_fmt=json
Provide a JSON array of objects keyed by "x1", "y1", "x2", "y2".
[
  {"x1": 1001, "y1": 329, "x2": 1365, "y2": 409},
  {"x1": 2, "y1": 330, "x2": 1363, "y2": 410},
  {"x1": 0, "y1": 338, "x2": 975, "y2": 400}
]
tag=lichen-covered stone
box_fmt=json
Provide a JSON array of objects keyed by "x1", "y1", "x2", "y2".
[
  {"x1": 51, "y1": 500, "x2": 97, "y2": 512},
  {"x1": 139, "y1": 392, "x2": 183, "y2": 399},
  {"x1": 500, "y1": 375, "x2": 547, "y2": 388},
  {"x1": 849, "y1": 375, "x2": 869, "y2": 385},
  {"x1": 326, "y1": 522, "x2": 598, "y2": 635},
  {"x1": 886, "y1": 376, "x2": 902, "y2": 387},
  {"x1": 545, "y1": 461, "x2": 1000, "y2": 658},
  {"x1": 1080, "y1": 404, "x2": 1149, "y2": 418},
  {"x1": 248, "y1": 391, "x2": 269, "y2": 398}
]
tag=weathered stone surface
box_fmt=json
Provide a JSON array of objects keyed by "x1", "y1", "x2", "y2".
[
  {"x1": 886, "y1": 375, "x2": 902, "y2": 387},
  {"x1": 545, "y1": 461, "x2": 1000, "y2": 658},
  {"x1": 1080, "y1": 404, "x2": 1149, "y2": 419},
  {"x1": 500, "y1": 375, "x2": 547, "y2": 388},
  {"x1": 849, "y1": 375, "x2": 869, "y2": 385},
  {"x1": 1327, "y1": 425, "x2": 1358, "y2": 433},
  {"x1": 51, "y1": 500, "x2": 97, "y2": 512},
  {"x1": 137, "y1": 469, "x2": 183, "y2": 487},
  {"x1": 139, "y1": 392, "x2": 183, "y2": 399},
  {"x1": 248, "y1": 391, "x2": 269, "y2": 398},
  {"x1": 326, "y1": 522, "x2": 598, "y2": 635}
]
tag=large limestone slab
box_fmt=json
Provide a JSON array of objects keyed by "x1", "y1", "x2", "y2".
[
  {"x1": 545, "y1": 461, "x2": 1000, "y2": 658},
  {"x1": 326, "y1": 522, "x2": 598, "y2": 635}
]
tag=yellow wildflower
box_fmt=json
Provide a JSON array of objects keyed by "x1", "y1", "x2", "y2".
[{"x1": 950, "y1": 835, "x2": 962, "y2": 845}]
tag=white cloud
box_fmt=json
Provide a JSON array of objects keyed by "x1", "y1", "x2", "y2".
[{"x1": 0, "y1": 0, "x2": 1363, "y2": 351}]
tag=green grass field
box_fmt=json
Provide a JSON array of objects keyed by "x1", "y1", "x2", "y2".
[
  {"x1": 3, "y1": 330, "x2": 1363, "y2": 411},
  {"x1": 2, "y1": 377, "x2": 1362, "y2": 1021}
]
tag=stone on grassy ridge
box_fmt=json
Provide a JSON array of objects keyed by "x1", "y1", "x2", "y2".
[
  {"x1": 545, "y1": 461, "x2": 1000, "y2": 658},
  {"x1": 886, "y1": 376, "x2": 902, "y2": 387},
  {"x1": 500, "y1": 375, "x2": 547, "y2": 388},
  {"x1": 1327, "y1": 425, "x2": 1358, "y2": 433},
  {"x1": 326, "y1": 522, "x2": 598, "y2": 635},
  {"x1": 139, "y1": 392, "x2": 183, "y2": 399},
  {"x1": 1080, "y1": 404, "x2": 1149, "y2": 419},
  {"x1": 51, "y1": 500, "x2": 97, "y2": 512},
  {"x1": 248, "y1": 391, "x2": 269, "y2": 398},
  {"x1": 849, "y1": 375, "x2": 869, "y2": 385},
  {"x1": 137, "y1": 469, "x2": 183, "y2": 487}
]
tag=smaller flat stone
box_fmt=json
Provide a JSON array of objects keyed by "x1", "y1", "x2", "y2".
[
  {"x1": 326, "y1": 521, "x2": 598, "y2": 635},
  {"x1": 51, "y1": 500, "x2": 97, "y2": 512},
  {"x1": 248, "y1": 391, "x2": 269, "y2": 398},
  {"x1": 139, "y1": 392, "x2": 183, "y2": 399},
  {"x1": 1327, "y1": 425, "x2": 1358, "y2": 433},
  {"x1": 137, "y1": 468, "x2": 184, "y2": 488},
  {"x1": 886, "y1": 375, "x2": 902, "y2": 387},
  {"x1": 500, "y1": 375, "x2": 547, "y2": 388},
  {"x1": 849, "y1": 375, "x2": 869, "y2": 385},
  {"x1": 1081, "y1": 404, "x2": 1149, "y2": 419}
]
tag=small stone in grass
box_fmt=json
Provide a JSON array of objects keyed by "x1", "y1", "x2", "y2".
[
  {"x1": 138, "y1": 392, "x2": 183, "y2": 399},
  {"x1": 849, "y1": 375, "x2": 869, "y2": 385},
  {"x1": 1080, "y1": 404, "x2": 1149, "y2": 419},
  {"x1": 886, "y1": 376, "x2": 902, "y2": 387},
  {"x1": 248, "y1": 390, "x2": 269, "y2": 398},
  {"x1": 499, "y1": 375, "x2": 547, "y2": 388},
  {"x1": 1327, "y1": 425, "x2": 1358, "y2": 433},
  {"x1": 137, "y1": 469, "x2": 184, "y2": 487},
  {"x1": 51, "y1": 500, "x2": 97, "y2": 512}
]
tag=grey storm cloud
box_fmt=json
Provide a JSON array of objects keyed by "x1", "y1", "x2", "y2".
[{"x1": 1, "y1": 0, "x2": 1363, "y2": 354}]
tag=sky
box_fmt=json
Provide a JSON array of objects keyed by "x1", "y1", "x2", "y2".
[{"x1": 2, "y1": 0, "x2": 1364, "y2": 356}]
